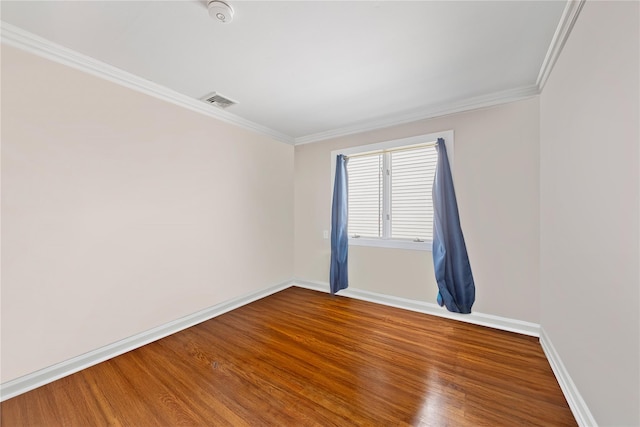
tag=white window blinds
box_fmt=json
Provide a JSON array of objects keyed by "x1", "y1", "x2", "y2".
[
  {"x1": 390, "y1": 146, "x2": 437, "y2": 241},
  {"x1": 346, "y1": 143, "x2": 438, "y2": 242},
  {"x1": 347, "y1": 154, "x2": 383, "y2": 238}
]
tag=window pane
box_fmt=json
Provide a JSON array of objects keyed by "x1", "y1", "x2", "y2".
[
  {"x1": 390, "y1": 146, "x2": 437, "y2": 240},
  {"x1": 347, "y1": 154, "x2": 382, "y2": 238}
]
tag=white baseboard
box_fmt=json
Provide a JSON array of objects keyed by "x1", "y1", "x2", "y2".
[
  {"x1": 296, "y1": 280, "x2": 597, "y2": 424},
  {"x1": 292, "y1": 279, "x2": 540, "y2": 337},
  {"x1": 539, "y1": 328, "x2": 597, "y2": 427},
  {"x1": 0, "y1": 281, "x2": 291, "y2": 402},
  {"x1": 4, "y1": 277, "x2": 584, "y2": 421}
]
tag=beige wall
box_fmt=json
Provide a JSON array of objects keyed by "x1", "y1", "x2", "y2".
[
  {"x1": 1, "y1": 46, "x2": 294, "y2": 382},
  {"x1": 540, "y1": 1, "x2": 639, "y2": 425},
  {"x1": 6, "y1": 5, "x2": 638, "y2": 422},
  {"x1": 295, "y1": 97, "x2": 540, "y2": 323}
]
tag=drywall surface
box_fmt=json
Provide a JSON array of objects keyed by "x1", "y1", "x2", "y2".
[
  {"x1": 1, "y1": 46, "x2": 294, "y2": 382},
  {"x1": 540, "y1": 1, "x2": 640, "y2": 425},
  {"x1": 294, "y1": 97, "x2": 540, "y2": 323}
]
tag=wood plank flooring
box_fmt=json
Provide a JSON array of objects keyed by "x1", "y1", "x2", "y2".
[{"x1": 1, "y1": 287, "x2": 576, "y2": 426}]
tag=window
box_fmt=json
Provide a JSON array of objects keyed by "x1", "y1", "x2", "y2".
[{"x1": 331, "y1": 131, "x2": 453, "y2": 251}]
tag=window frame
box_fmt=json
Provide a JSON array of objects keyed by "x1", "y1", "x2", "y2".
[{"x1": 330, "y1": 130, "x2": 454, "y2": 252}]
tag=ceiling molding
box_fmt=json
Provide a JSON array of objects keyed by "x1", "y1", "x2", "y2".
[
  {"x1": 0, "y1": 22, "x2": 295, "y2": 145},
  {"x1": 294, "y1": 85, "x2": 540, "y2": 145},
  {"x1": 295, "y1": 0, "x2": 584, "y2": 146},
  {"x1": 2, "y1": 1, "x2": 577, "y2": 149},
  {"x1": 536, "y1": 0, "x2": 586, "y2": 91}
]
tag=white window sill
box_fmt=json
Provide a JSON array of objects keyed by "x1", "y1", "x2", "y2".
[{"x1": 348, "y1": 237, "x2": 432, "y2": 251}]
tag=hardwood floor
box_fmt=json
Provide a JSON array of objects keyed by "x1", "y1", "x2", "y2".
[{"x1": 1, "y1": 287, "x2": 576, "y2": 426}]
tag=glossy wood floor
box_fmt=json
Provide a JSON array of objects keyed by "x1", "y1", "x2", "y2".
[{"x1": 1, "y1": 287, "x2": 576, "y2": 426}]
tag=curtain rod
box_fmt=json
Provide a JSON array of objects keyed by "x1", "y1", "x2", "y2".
[{"x1": 344, "y1": 140, "x2": 439, "y2": 159}]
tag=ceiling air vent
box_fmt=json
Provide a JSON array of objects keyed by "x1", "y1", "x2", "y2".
[{"x1": 201, "y1": 92, "x2": 237, "y2": 109}]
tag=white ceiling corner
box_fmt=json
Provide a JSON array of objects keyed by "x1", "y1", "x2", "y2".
[{"x1": 0, "y1": 1, "x2": 578, "y2": 145}]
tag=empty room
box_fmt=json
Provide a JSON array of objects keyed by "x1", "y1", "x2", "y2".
[{"x1": 1, "y1": 1, "x2": 638, "y2": 426}]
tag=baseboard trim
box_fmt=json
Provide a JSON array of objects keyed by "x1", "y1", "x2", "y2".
[
  {"x1": 297, "y1": 280, "x2": 596, "y2": 424},
  {"x1": 0, "y1": 278, "x2": 558, "y2": 404},
  {"x1": 292, "y1": 279, "x2": 540, "y2": 337},
  {"x1": 0, "y1": 281, "x2": 291, "y2": 402},
  {"x1": 539, "y1": 328, "x2": 597, "y2": 427}
]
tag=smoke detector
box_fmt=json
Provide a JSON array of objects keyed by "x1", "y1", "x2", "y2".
[{"x1": 208, "y1": 1, "x2": 234, "y2": 23}]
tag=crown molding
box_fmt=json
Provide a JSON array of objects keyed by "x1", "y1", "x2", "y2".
[
  {"x1": 2, "y1": 0, "x2": 583, "y2": 149},
  {"x1": 536, "y1": 0, "x2": 586, "y2": 91},
  {"x1": 294, "y1": 84, "x2": 539, "y2": 145},
  {"x1": 0, "y1": 22, "x2": 295, "y2": 145},
  {"x1": 294, "y1": 0, "x2": 585, "y2": 146}
]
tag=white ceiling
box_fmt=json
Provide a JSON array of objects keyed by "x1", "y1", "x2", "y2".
[{"x1": 1, "y1": 1, "x2": 567, "y2": 144}]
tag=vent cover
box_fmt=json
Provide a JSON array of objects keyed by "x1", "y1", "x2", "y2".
[{"x1": 201, "y1": 92, "x2": 237, "y2": 109}]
